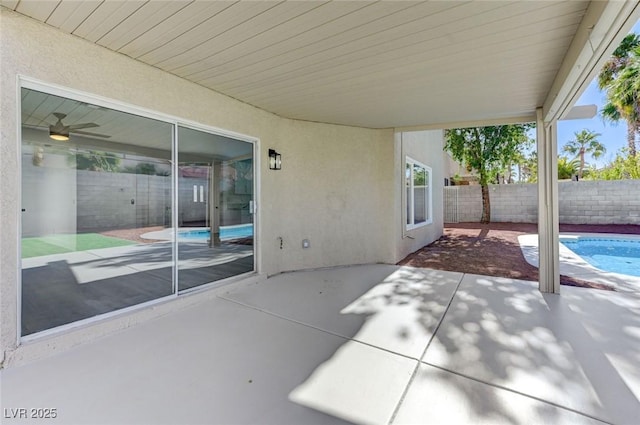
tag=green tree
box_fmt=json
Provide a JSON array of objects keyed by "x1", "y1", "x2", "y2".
[
  {"x1": 509, "y1": 150, "x2": 527, "y2": 183},
  {"x1": 598, "y1": 33, "x2": 640, "y2": 157},
  {"x1": 123, "y1": 162, "x2": 157, "y2": 175},
  {"x1": 72, "y1": 151, "x2": 120, "y2": 172},
  {"x1": 517, "y1": 151, "x2": 580, "y2": 182},
  {"x1": 445, "y1": 124, "x2": 533, "y2": 223},
  {"x1": 496, "y1": 135, "x2": 534, "y2": 184},
  {"x1": 557, "y1": 156, "x2": 580, "y2": 180},
  {"x1": 562, "y1": 129, "x2": 605, "y2": 179},
  {"x1": 593, "y1": 148, "x2": 640, "y2": 180},
  {"x1": 522, "y1": 150, "x2": 538, "y2": 183}
]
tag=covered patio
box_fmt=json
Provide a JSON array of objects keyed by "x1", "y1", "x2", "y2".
[
  {"x1": 2, "y1": 2, "x2": 640, "y2": 422},
  {"x1": 3, "y1": 265, "x2": 639, "y2": 424}
]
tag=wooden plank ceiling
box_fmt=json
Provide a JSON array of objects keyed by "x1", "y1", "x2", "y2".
[{"x1": 3, "y1": 0, "x2": 591, "y2": 129}]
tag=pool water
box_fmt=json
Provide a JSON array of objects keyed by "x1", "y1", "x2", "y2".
[
  {"x1": 561, "y1": 238, "x2": 640, "y2": 277},
  {"x1": 180, "y1": 224, "x2": 253, "y2": 241}
]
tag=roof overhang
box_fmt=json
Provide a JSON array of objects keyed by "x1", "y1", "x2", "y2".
[
  {"x1": 3, "y1": 1, "x2": 640, "y2": 129},
  {"x1": 542, "y1": 0, "x2": 640, "y2": 124}
]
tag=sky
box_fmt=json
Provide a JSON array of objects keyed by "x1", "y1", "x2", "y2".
[
  {"x1": 556, "y1": 80, "x2": 626, "y2": 167},
  {"x1": 555, "y1": 20, "x2": 640, "y2": 167}
]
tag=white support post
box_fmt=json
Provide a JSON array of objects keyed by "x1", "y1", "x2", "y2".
[{"x1": 536, "y1": 108, "x2": 560, "y2": 293}]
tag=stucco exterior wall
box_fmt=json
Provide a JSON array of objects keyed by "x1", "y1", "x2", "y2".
[
  {"x1": 265, "y1": 119, "x2": 396, "y2": 273},
  {"x1": 447, "y1": 180, "x2": 640, "y2": 224},
  {"x1": 394, "y1": 130, "x2": 445, "y2": 262},
  {"x1": 0, "y1": 10, "x2": 398, "y2": 364}
]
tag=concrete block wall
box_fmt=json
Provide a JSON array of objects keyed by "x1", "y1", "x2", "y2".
[
  {"x1": 79, "y1": 172, "x2": 219, "y2": 231},
  {"x1": 77, "y1": 171, "x2": 138, "y2": 231},
  {"x1": 446, "y1": 180, "x2": 640, "y2": 224},
  {"x1": 134, "y1": 174, "x2": 172, "y2": 228},
  {"x1": 76, "y1": 170, "x2": 172, "y2": 231},
  {"x1": 453, "y1": 185, "x2": 483, "y2": 222},
  {"x1": 558, "y1": 180, "x2": 640, "y2": 224},
  {"x1": 489, "y1": 184, "x2": 538, "y2": 223}
]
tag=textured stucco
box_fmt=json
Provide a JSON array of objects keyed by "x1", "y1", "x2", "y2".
[
  {"x1": 0, "y1": 9, "x2": 401, "y2": 364},
  {"x1": 394, "y1": 130, "x2": 445, "y2": 262}
]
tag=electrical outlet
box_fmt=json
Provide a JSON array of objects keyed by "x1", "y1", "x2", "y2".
[{"x1": 302, "y1": 239, "x2": 310, "y2": 249}]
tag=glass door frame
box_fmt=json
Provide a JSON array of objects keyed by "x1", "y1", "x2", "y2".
[
  {"x1": 17, "y1": 77, "x2": 260, "y2": 342},
  {"x1": 174, "y1": 123, "x2": 258, "y2": 293}
]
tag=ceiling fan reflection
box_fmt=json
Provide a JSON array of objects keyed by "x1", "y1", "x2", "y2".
[{"x1": 48, "y1": 112, "x2": 110, "y2": 140}]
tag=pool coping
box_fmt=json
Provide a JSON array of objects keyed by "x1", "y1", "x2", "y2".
[{"x1": 518, "y1": 233, "x2": 640, "y2": 292}]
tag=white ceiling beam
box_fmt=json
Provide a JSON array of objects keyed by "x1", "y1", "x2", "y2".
[
  {"x1": 543, "y1": 0, "x2": 640, "y2": 123},
  {"x1": 393, "y1": 104, "x2": 595, "y2": 132},
  {"x1": 395, "y1": 115, "x2": 537, "y2": 132}
]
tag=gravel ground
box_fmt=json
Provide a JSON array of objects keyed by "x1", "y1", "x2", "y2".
[{"x1": 398, "y1": 222, "x2": 640, "y2": 291}]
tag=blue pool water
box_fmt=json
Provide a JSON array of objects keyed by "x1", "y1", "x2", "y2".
[
  {"x1": 561, "y1": 238, "x2": 640, "y2": 277},
  {"x1": 180, "y1": 224, "x2": 253, "y2": 241}
]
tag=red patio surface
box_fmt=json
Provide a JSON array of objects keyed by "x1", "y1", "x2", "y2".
[{"x1": 398, "y1": 222, "x2": 640, "y2": 290}]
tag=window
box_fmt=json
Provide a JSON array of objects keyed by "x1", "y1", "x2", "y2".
[{"x1": 406, "y1": 158, "x2": 432, "y2": 229}]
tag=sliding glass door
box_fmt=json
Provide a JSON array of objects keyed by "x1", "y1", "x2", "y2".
[
  {"x1": 20, "y1": 86, "x2": 256, "y2": 336},
  {"x1": 20, "y1": 88, "x2": 174, "y2": 336},
  {"x1": 177, "y1": 126, "x2": 254, "y2": 291}
]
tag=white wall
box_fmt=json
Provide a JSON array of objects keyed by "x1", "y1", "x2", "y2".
[
  {"x1": 0, "y1": 9, "x2": 401, "y2": 365},
  {"x1": 21, "y1": 149, "x2": 77, "y2": 237},
  {"x1": 264, "y1": 120, "x2": 396, "y2": 273},
  {"x1": 394, "y1": 130, "x2": 445, "y2": 262},
  {"x1": 442, "y1": 150, "x2": 469, "y2": 180}
]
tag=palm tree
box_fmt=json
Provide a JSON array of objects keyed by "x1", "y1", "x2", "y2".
[
  {"x1": 557, "y1": 156, "x2": 580, "y2": 180},
  {"x1": 562, "y1": 130, "x2": 606, "y2": 179},
  {"x1": 598, "y1": 33, "x2": 640, "y2": 157},
  {"x1": 604, "y1": 48, "x2": 640, "y2": 156},
  {"x1": 598, "y1": 34, "x2": 640, "y2": 87}
]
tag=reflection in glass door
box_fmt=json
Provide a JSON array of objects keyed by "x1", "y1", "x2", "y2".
[
  {"x1": 20, "y1": 87, "x2": 258, "y2": 336},
  {"x1": 20, "y1": 87, "x2": 174, "y2": 336},
  {"x1": 177, "y1": 126, "x2": 254, "y2": 291}
]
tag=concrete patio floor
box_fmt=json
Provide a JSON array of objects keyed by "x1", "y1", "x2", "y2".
[{"x1": 2, "y1": 265, "x2": 639, "y2": 424}]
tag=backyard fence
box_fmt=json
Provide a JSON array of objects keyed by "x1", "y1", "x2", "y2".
[
  {"x1": 443, "y1": 187, "x2": 459, "y2": 223},
  {"x1": 445, "y1": 180, "x2": 640, "y2": 225}
]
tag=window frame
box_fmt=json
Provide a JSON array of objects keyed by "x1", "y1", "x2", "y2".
[{"x1": 405, "y1": 157, "x2": 433, "y2": 230}]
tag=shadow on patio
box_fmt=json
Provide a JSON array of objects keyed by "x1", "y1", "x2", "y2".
[{"x1": 3, "y1": 265, "x2": 640, "y2": 424}]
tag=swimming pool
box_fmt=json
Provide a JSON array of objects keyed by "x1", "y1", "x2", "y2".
[
  {"x1": 561, "y1": 237, "x2": 640, "y2": 277},
  {"x1": 180, "y1": 224, "x2": 253, "y2": 241}
]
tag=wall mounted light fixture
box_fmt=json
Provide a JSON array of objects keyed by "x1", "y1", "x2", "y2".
[{"x1": 268, "y1": 149, "x2": 282, "y2": 170}]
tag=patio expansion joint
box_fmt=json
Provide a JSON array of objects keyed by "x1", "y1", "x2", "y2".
[
  {"x1": 418, "y1": 361, "x2": 613, "y2": 425},
  {"x1": 388, "y1": 271, "x2": 465, "y2": 425},
  {"x1": 215, "y1": 295, "x2": 420, "y2": 362},
  {"x1": 389, "y1": 269, "x2": 613, "y2": 425}
]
